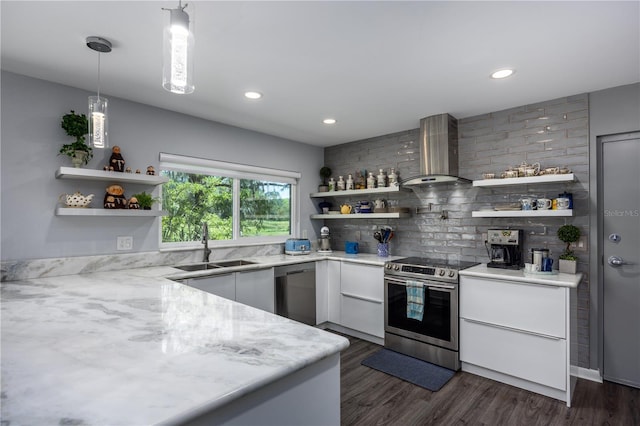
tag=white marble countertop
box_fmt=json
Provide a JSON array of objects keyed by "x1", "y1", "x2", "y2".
[
  {"x1": 1, "y1": 266, "x2": 349, "y2": 425},
  {"x1": 459, "y1": 264, "x2": 583, "y2": 288}
]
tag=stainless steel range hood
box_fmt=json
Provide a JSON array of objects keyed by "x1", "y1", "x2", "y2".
[{"x1": 402, "y1": 113, "x2": 471, "y2": 186}]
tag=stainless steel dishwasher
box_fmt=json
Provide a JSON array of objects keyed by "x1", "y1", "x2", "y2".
[{"x1": 275, "y1": 262, "x2": 316, "y2": 326}]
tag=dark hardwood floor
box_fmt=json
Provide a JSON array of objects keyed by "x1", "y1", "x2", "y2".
[{"x1": 338, "y1": 333, "x2": 639, "y2": 426}]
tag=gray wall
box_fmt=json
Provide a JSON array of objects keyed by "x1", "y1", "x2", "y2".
[
  {"x1": 323, "y1": 89, "x2": 636, "y2": 370},
  {"x1": 0, "y1": 71, "x2": 323, "y2": 261},
  {"x1": 588, "y1": 83, "x2": 640, "y2": 371}
]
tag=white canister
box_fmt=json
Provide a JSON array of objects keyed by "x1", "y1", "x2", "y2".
[
  {"x1": 337, "y1": 176, "x2": 346, "y2": 191},
  {"x1": 377, "y1": 169, "x2": 387, "y2": 188},
  {"x1": 328, "y1": 178, "x2": 335, "y2": 191},
  {"x1": 388, "y1": 168, "x2": 398, "y2": 186},
  {"x1": 366, "y1": 172, "x2": 376, "y2": 189},
  {"x1": 346, "y1": 174, "x2": 355, "y2": 190}
]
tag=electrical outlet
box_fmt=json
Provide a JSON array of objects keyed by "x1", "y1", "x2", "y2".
[
  {"x1": 117, "y1": 236, "x2": 133, "y2": 251},
  {"x1": 482, "y1": 232, "x2": 488, "y2": 242},
  {"x1": 355, "y1": 231, "x2": 361, "y2": 240},
  {"x1": 302, "y1": 229, "x2": 308, "y2": 239},
  {"x1": 572, "y1": 236, "x2": 588, "y2": 252}
]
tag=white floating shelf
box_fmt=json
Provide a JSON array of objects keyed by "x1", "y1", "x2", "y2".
[
  {"x1": 472, "y1": 210, "x2": 574, "y2": 218},
  {"x1": 473, "y1": 174, "x2": 574, "y2": 187},
  {"x1": 55, "y1": 167, "x2": 168, "y2": 185},
  {"x1": 56, "y1": 208, "x2": 167, "y2": 217},
  {"x1": 311, "y1": 212, "x2": 410, "y2": 220},
  {"x1": 310, "y1": 186, "x2": 402, "y2": 198}
]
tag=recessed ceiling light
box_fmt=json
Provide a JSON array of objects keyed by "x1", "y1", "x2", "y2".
[
  {"x1": 323, "y1": 118, "x2": 337, "y2": 125},
  {"x1": 490, "y1": 69, "x2": 515, "y2": 79},
  {"x1": 244, "y1": 91, "x2": 262, "y2": 100}
]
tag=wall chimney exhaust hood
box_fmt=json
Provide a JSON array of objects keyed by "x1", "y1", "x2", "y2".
[{"x1": 402, "y1": 113, "x2": 471, "y2": 186}]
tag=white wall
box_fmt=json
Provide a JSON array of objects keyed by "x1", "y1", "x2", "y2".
[{"x1": 0, "y1": 71, "x2": 323, "y2": 261}]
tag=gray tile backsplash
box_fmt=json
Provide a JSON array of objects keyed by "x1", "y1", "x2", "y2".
[{"x1": 324, "y1": 93, "x2": 590, "y2": 367}]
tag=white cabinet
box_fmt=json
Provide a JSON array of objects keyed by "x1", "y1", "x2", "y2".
[
  {"x1": 460, "y1": 275, "x2": 574, "y2": 406},
  {"x1": 183, "y1": 268, "x2": 275, "y2": 313},
  {"x1": 185, "y1": 273, "x2": 236, "y2": 300},
  {"x1": 339, "y1": 262, "x2": 384, "y2": 338},
  {"x1": 327, "y1": 260, "x2": 342, "y2": 324},
  {"x1": 315, "y1": 260, "x2": 341, "y2": 325},
  {"x1": 236, "y1": 268, "x2": 275, "y2": 313}
]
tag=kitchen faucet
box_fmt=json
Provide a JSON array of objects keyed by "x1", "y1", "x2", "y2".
[{"x1": 201, "y1": 222, "x2": 211, "y2": 263}]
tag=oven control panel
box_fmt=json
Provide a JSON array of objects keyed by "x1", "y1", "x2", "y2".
[{"x1": 385, "y1": 262, "x2": 458, "y2": 281}]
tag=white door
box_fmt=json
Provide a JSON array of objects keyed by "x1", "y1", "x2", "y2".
[{"x1": 601, "y1": 132, "x2": 640, "y2": 388}]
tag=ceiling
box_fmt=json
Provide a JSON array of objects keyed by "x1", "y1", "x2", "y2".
[{"x1": 2, "y1": 1, "x2": 639, "y2": 147}]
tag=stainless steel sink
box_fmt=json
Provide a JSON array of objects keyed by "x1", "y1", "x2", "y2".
[
  {"x1": 173, "y1": 259, "x2": 257, "y2": 271},
  {"x1": 211, "y1": 260, "x2": 257, "y2": 267},
  {"x1": 174, "y1": 263, "x2": 221, "y2": 272}
]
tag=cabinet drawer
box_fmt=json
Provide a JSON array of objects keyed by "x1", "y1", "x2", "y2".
[
  {"x1": 460, "y1": 276, "x2": 566, "y2": 338},
  {"x1": 340, "y1": 294, "x2": 384, "y2": 338},
  {"x1": 460, "y1": 318, "x2": 567, "y2": 391},
  {"x1": 340, "y1": 262, "x2": 383, "y2": 301},
  {"x1": 187, "y1": 274, "x2": 236, "y2": 300}
]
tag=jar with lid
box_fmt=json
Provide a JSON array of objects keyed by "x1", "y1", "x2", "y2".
[
  {"x1": 377, "y1": 169, "x2": 387, "y2": 188},
  {"x1": 366, "y1": 172, "x2": 376, "y2": 189},
  {"x1": 346, "y1": 174, "x2": 355, "y2": 190},
  {"x1": 388, "y1": 168, "x2": 398, "y2": 186},
  {"x1": 337, "y1": 176, "x2": 346, "y2": 191},
  {"x1": 328, "y1": 177, "x2": 336, "y2": 191}
]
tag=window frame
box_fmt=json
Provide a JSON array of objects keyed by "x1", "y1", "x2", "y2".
[{"x1": 159, "y1": 152, "x2": 300, "y2": 249}]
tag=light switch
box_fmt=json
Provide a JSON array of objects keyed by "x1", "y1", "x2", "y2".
[{"x1": 117, "y1": 236, "x2": 133, "y2": 251}]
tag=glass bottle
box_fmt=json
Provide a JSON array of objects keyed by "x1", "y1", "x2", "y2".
[
  {"x1": 366, "y1": 172, "x2": 376, "y2": 189},
  {"x1": 337, "y1": 176, "x2": 346, "y2": 191}
]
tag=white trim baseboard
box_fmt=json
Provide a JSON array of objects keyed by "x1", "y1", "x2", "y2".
[{"x1": 571, "y1": 365, "x2": 603, "y2": 383}]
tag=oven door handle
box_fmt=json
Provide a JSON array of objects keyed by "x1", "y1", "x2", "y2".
[{"x1": 384, "y1": 276, "x2": 455, "y2": 290}]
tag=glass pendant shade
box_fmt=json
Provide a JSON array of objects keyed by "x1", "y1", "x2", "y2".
[
  {"x1": 88, "y1": 96, "x2": 108, "y2": 149},
  {"x1": 163, "y1": 4, "x2": 194, "y2": 94}
]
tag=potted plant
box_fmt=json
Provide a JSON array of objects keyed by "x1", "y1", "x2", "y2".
[
  {"x1": 60, "y1": 110, "x2": 93, "y2": 167},
  {"x1": 318, "y1": 166, "x2": 332, "y2": 192},
  {"x1": 557, "y1": 224, "x2": 581, "y2": 274},
  {"x1": 132, "y1": 191, "x2": 159, "y2": 210}
]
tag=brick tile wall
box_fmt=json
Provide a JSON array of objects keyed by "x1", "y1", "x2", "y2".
[{"x1": 323, "y1": 93, "x2": 590, "y2": 367}]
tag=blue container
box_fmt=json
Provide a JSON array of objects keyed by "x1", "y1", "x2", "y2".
[{"x1": 345, "y1": 241, "x2": 359, "y2": 254}]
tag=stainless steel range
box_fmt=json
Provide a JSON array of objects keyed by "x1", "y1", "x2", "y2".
[{"x1": 384, "y1": 257, "x2": 479, "y2": 371}]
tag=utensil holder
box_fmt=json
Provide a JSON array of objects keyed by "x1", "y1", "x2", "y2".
[{"x1": 377, "y1": 243, "x2": 389, "y2": 257}]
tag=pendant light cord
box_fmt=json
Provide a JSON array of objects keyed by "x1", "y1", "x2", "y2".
[{"x1": 96, "y1": 52, "x2": 101, "y2": 101}]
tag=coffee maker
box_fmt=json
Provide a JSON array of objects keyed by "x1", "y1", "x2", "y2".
[{"x1": 486, "y1": 229, "x2": 524, "y2": 269}]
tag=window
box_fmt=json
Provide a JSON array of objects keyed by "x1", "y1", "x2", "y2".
[{"x1": 159, "y1": 153, "x2": 299, "y2": 247}]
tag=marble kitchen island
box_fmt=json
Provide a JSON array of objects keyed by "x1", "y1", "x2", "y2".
[{"x1": 1, "y1": 266, "x2": 349, "y2": 425}]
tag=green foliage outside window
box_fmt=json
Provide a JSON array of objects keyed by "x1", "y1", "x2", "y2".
[{"x1": 162, "y1": 170, "x2": 291, "y2": 243}]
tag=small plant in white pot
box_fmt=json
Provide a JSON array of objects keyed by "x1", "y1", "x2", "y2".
[{"x1": 557, "y1": 224, "x2": 581, "y2": 274}]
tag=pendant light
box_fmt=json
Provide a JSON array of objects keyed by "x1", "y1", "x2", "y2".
[
  {"x1": 162, "y1": 1, "x2": 195, "y2": 94},
  {"x1": 86, "y1": 36, "x2": 112, "y2": 149}
]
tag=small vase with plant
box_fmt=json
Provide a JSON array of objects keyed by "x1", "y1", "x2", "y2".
[
  {"x1": 132, "y1": 191, "x2": 159, "y2": 210},
  {"x1": 60, "y1": 110, "x2": 93, "y2": 167},
  {"x1": 557, "y1": 224, "x2": 581, "y2": 274},
  {"x1": 318, "y1": 166, "x2": 332, "y2": 192}
]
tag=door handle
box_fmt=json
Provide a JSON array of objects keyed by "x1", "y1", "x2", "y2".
[{"x1": 608, "y1": 256, "x2": 625, "y2": 267}]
